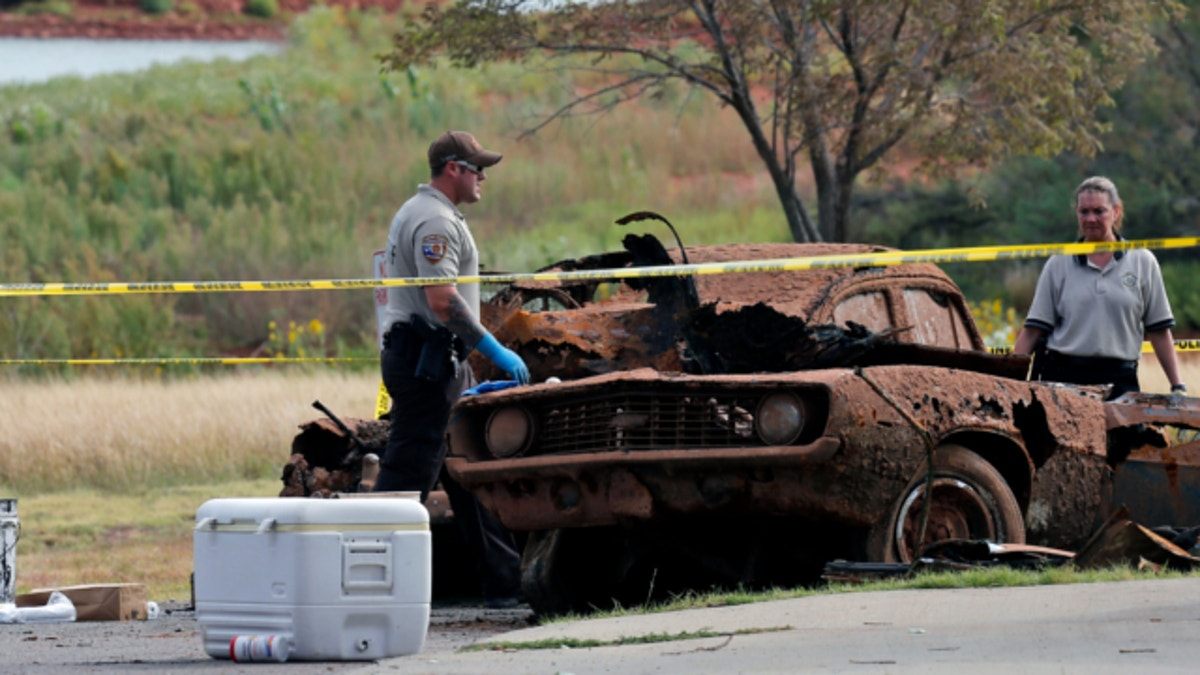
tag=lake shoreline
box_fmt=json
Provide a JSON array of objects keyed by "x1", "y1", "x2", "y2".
[{"x1": 0, "y1": 36, "x2": 285, "y2": 84}]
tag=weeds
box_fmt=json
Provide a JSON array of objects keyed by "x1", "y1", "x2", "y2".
[{"x1": 467, "y1": 626, "x2": 791, "y2": 652}]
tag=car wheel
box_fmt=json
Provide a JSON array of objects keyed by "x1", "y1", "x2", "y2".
[
  {"x1": 520, "y1": 527, "x2": 635, "y2": 617},
  {"x1": 868, "y1": 444, "x2": 1025, "y2": 563}
]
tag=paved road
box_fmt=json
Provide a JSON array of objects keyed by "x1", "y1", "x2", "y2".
[
  {"x1": 0, "y1": 602, "x2": 532, "y2": 674},
  {"x1": 371, "y1": 577, "x2": 1200, "y2": 674},
  {"x1": 5, "y1": 579, "x2": 1198, "y2": 673}
]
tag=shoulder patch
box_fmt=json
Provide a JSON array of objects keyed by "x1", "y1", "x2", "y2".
[{"x1": 421, "y1": 234, "x2": 449, "y2": 264}]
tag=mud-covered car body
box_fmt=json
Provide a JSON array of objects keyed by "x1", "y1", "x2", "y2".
[
  {"x1": 441, "y1": 238, "x2": 1200, "y2": 613},
  {"x1": 450, "y1": 365, "x2": 1111, "y2": 545}
]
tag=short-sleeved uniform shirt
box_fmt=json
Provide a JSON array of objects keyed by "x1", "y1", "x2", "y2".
[
  {"x1": 1024, "y1": 246, "x2": 1174, "y2": 361},
  {"x1": 382, "y1": 184, "x2": 479, "y2": 329}
]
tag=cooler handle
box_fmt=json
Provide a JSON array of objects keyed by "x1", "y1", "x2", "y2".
[{"x1": 343, "y1": 541, "x2": 393, "y2": 592}]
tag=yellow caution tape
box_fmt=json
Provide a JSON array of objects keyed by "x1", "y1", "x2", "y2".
[
  {"x1": 990, "y1": 340, "x2": 1200, "y2": 355},
  {"x1": 2, "y1": 237, "x2": 1198, "y2": 297},
  {"x1": 5, "y1": 341, "x2": 1195, "y2": 367},
  {"x1": 375, "y1": 381, "x2": 390, "y2": 420}
]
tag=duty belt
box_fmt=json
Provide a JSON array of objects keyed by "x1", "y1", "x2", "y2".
[{"x1": 1045, "y1": 350, "x2": 1137, "y2": 372}]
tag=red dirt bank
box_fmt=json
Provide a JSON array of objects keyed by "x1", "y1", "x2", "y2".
[{"x1": 0, "y1": 0, "x2": 407, "y2": 40}]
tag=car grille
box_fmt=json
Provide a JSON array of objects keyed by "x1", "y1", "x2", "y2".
[{"x1": 529, "y1": 390, "x2": 763, "y2": 455}]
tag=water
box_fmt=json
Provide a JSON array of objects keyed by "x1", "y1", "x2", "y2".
[{"x1": 0, "y1": 38, "x2": 283, "y2": 85}]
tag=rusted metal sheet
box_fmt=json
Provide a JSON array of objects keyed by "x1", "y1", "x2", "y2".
[
  {"x1": 481, "y1": 303, "x2": 685, "y2": 381},
  {"x1": 1111, "y1": 440, "x2": 1200, "y2": 528},
  {"x1": 1074, "y1": 507, "x2": 1200, "y2": 571},
  {"x1": 1105, "y1": 392, "x2": 1200, "y2": 429},
  {"x1": 449, "y1": 437, "x2": 841, "y2": 530},
  {"x1": 474, "y1": 240, "x2": 990, "y2": 382}
]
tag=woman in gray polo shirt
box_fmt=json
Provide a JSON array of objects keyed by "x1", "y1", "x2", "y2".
[{"x1": 1012, "y1": 176, "x2": 1186, "y2": 399}]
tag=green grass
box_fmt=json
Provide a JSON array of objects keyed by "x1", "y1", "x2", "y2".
[
  {"x1": 547, "y1": 566, "x2": 1200, "y2": 624},
  {"x1": 13, "y1": 478, "x2": 281, "y2": 600},
  {"x1": 467, "y1": 626, "x2": 792, "y2": 652}
]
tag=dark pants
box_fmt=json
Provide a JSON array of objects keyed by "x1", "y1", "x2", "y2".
[
  {"x1": 376, "y1": 322, "x2": 521, "y2": 600},
  {"x1": 1038, "y1": 350, "x2": 1140, "y2": 400}
]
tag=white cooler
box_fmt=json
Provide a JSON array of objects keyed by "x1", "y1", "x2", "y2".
[{"x1": 194, "y1": 497, "x2": 430, "y2": 661}]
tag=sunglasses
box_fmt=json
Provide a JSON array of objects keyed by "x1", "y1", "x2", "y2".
[{"x1": 453, "y1": 159, "x2": 485, "y2": 177}]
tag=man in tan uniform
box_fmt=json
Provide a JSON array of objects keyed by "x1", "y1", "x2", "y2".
[{"x1": 377, "y1": 130, "x2": 528, "y2": 607}]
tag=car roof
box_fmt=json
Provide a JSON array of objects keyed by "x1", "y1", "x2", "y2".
[
  {"x1": 516, "y1": 242, "x2": 961, "y2": 320},
  {"x1": 680, "y1": 243, "x2": 958, "y2": 315}
]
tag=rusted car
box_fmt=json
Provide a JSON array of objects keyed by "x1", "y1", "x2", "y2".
[{"x1": 444, "y1": 234, "x2": 1200, "y2": 615}]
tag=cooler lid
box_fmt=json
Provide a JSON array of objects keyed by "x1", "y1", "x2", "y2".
[{"x1": 195, "y1": 497, "x2": 428, "y2": 529}]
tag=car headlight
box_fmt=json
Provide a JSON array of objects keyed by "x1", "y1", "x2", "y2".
[
  {"x1": 755, "y1": 391, "x2": 806, "y2": 445},
  {"x1": 485, "y1": 406, "x2": 534, "y2": 458}
]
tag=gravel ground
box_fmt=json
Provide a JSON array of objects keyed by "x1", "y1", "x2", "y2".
[{"x1": 0, "y1": 601, "x2": 536, "y2": 673}]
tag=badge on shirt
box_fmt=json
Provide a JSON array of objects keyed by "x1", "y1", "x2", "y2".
[
  {"x1": 1122, "y1": 272, "x2": 1137, "y2": 288},
  {"x1": 421, "y1": 234, "x2": 449, "y2": 264}
]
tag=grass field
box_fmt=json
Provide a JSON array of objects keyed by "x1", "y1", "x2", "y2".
[
  {"x1": 3, "y1": 353, "x2": 1197, "y2": 602},
  {"x1": 1, "y1": 370, "x2": 378, "y2": 600}
]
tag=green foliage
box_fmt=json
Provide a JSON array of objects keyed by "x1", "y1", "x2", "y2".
[
  {"x1": 14, "y1": 0, "x2": 74, "y2": 16},
  {"x1": 2, "y1": 5, "x2": 1197, "y2": 371},
  {"x1": 243, "y1": 0, "x2": 277, "y2": 19},
  {"x1": 1162, "y1": 262, "x2": 1200, "y2": 330},
  {"x1": 0, "y1": 11, "x2": 781, "y2": 367},
  {"x1": 138, "y1": 0, "x2": 173, "y2": 15},
  {"x1": 969, "y1": 299, "x2": 1020, "y2": 350},
  {"x1": 383, "y1": 0, "x2": 1176, "y2": 243},
  {"x1": 4, "y1": 101, "x2": 73, "y2": 144},
  {"x1": 237, "y1": 77, "x2": 290, "y2": 133}
]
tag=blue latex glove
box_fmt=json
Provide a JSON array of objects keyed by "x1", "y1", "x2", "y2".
[
  {"x1": 476, "y1": 333, "x2": 530, "y2": 385},
  {"x1": 461, "y1": 380, "x2": 521, "y2": 397}
]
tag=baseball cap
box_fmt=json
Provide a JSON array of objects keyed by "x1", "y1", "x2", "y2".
[{"x1": 428, "y1": 131, "x2": 502, "y2": 169}]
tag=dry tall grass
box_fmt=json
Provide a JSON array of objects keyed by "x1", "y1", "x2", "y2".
[
  {"x1": 2, "y1": 371, "x2": 379, "y2": 599},
  {"x1": 3, "y1": 354, "x2": 1196, "y2": 496},
  {"x1": 0, "y1": 370, "x2": 379, "y2": 495}
]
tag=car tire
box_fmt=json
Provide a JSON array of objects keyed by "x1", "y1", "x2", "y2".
[
  {"x1": 867, "y1": 443, "x2": 1025, "y2": 563},
  {"x1": 520, "y1": 527, "x2": 635, "y2": 617}
]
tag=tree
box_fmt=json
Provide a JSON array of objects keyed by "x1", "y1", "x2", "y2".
[
  {"x1": 383, "y1": 0, "x2": 1178, "y2": 243},
  {"x1": 1099, "y1": 0, "x2": 1200, "y2": 209}
]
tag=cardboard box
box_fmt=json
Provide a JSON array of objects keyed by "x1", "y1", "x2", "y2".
[{"x1": 17, "y1": 583, "x2": 149, "y2": 621}]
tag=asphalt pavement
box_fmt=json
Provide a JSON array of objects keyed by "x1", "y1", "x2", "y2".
[
  {"x1": 368, "y1": 577, "x2": 1200, "y2": 674},
  {"x1": 5, "y1": 578, "x2": 1198, "y2": 673}
]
